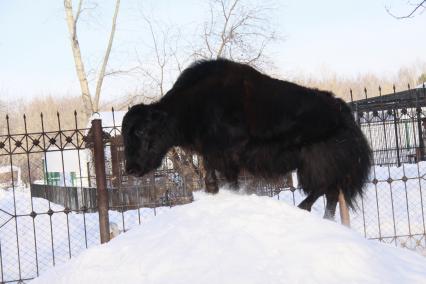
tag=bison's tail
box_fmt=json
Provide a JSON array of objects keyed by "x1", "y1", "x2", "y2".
[
  {"x1": 298, "y1": 99, "x2": 372, "y2": 210},
  {"x1": 336, "y1": 100, "x2": 372, "y2": 209}
]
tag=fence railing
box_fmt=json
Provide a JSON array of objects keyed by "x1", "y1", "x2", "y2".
[{"x1": 1, "y1": 84, "x2": 426, "y2": 283}]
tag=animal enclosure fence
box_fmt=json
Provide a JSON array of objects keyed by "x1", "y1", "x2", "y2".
[
  {"x1": 0, "y1": 84, "x2": 426, "y2": 283},
  {"x1": 0, "y1": 112, "x2": 194, "y2": 283},
  {"x1": 349, "y1": 84, "x2": 426, "y2": 252}
]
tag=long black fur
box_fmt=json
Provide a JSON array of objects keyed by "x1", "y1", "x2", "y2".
[{"x1": 122, "y1": 59, "x2": 372, "y2": 218}]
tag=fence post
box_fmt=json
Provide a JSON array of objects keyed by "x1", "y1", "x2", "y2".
[
  {"x1": 92, "y1": 119, "x2": 110, "y2": 244},
  {"x1": 87, "y1": 162, "x2": 92, "y2": 187},
  {"x1": 415, "y1": 87, "x2": 425, "y2": 161},
  {"x1": 393, "y1": 109, "x2": 401, "y2": 167},
  {"x1": 416, "y1": 113, "x2": 424, "y2": 161},
  {"x1": 338, "y1": 191, "x2": 350, "y2": 227}
]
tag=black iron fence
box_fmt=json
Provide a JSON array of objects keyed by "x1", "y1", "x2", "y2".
[
  {"x1": 0, "y1": 111, "x2": 193, "y2": 283},
  {"x1": 350, "y1": 84, "x2": 426, "y2": 166},
  {"x1": 348, "y1": 84, "x2": 426, "y2": 254},
  {"x1": 1, "y1": 84, "x2": 426, "y2": 283}
]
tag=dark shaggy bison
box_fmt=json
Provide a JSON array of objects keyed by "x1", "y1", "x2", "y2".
[{"x1": 122, "y1": 59, "x2": 372, "y2": 219}]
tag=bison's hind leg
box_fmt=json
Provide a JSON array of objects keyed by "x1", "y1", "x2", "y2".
[
  {"x1": 323, "y1": 189, "x2": 339, "y2": 220},
  {"x1": 227, "y1": 178, "x2": 239, "y2": 190},
  {"x1": 297, "y1": 188, "x2": 339, "y2": 220},
  {"x1": 224, "y1": 165, "x2": 240, "y2": 190},
  {"x1": 297, "y1": 186, "x2": 340, "y2": 220},
  {"x1": 296, "y1": 141, "x2": 340, "y2": 217},
  {"x1": 297, "y1": 190, "x2": 323, "y2": 212}
]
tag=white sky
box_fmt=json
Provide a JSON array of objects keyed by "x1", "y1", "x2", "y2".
[{"x1": 0, "y1": 0, "x2": 425, "y2": 105}]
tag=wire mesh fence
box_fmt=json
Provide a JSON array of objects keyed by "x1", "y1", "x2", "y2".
[
  {"x1": 0, "y1": 112, "x2": 101, "y2": 283},
  {"x1": 347, "y1": 84, "x2": 426, "y2": 255},
  {"x1": 1, "y1": 84, "x2": 426, "y2": 283}
]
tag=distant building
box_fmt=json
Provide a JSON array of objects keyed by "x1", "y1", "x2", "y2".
[
  {"x1": 0, "y1": 165, "x2": 22, "y2": 188},
  {"x1": 43, "y1": 148, "x2": 91, "y2": 187}
]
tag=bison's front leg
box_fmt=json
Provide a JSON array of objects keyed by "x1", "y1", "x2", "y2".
[
  {"x1": 203, "y1": 158, "x2": 219, "y2": 193},
  {"x1": 205, "y1": 166, "x2": 219, "y2": 193}
]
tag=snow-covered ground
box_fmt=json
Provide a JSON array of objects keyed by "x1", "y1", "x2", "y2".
[
  {"x1": 1, "y1": 162, "x2": 426, "y2": 282},
  {"x1": 280, "y1": 162, "x2": 426, "y2": 254},
  {"x1": 30, "y1": 191, "x2": 426, "y2": 284},
  {"x1": 0, "y1": 187, "x2": 170, "y2": 282}
]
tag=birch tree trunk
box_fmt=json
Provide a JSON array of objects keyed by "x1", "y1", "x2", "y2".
[
  {"x1": 64, "y1": 0, "x2": 121, "y2": 118},
  {"x1": 64, "y1": 0, "x2": 93, "y2": 118},
  {"x1": 94, "y1": 0, "x2": 120, "y2": 112}
]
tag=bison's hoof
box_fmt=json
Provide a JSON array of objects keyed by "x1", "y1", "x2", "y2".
[{"x1": 205, "y1": 183, "x2": 219, "y2": 194}]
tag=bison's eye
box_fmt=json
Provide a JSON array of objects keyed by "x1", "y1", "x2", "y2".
[{"x1": 135, "y1": 129, "x2": 145, "y2": 137}]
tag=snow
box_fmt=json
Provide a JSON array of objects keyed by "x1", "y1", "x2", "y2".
[
  {"x1": 88, "y1": 111, "x2": 126, "y2": 130},
  {"x1": 30, "y1": 190, "x2": 426, "y2": 284},
  {"x1": 0, "y1": 165, "x2": 20, "y2": 174},
  {"x1": 0, "y1": 187, "x2": 169, "y2": 282},
  {"x1": 2, "y1": 162, "x2": 426, "y2": 282}
]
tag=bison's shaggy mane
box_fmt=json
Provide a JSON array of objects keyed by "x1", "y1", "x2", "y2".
[{"x1": 123, "y1": 59, "x2": 372, "y2": 219}]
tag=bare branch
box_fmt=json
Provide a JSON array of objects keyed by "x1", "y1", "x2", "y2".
[
  {"x1": 144, "y1": 18, "x2": 167, "y2": 95},
  {"x1": 104, "y1": 66, "x2": 139, "y2": 77},
  {"x1": 204, "y1": 5, "x2": 215, "y2": 58},
  {"x1": 64, "y1": 0, "x2": 93, "y2": 117},
  {"x1": 386, "y1": 1, "x2": 426, "y2": 19},
  {"x1": 94, "y1": 0, "x2": 120, "y2": 112},
  {"x1": 75, "y1": 0, "x2": 84, "y2": 25},
  {"x1": 245, "y1": 38, "x2": 268, "y2": 65},
  {"x1": 73, "y1": 0, "x2": 99, "y2": 38},
  {"x1": 196, "y1": 0, "x2": 278, "y2": 67},
  {"x1": 216, "y1": 0, "x2": 240, "y2": 57}
]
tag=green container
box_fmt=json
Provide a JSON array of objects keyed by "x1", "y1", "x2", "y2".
[
  {"x1": 70, "y1": 172, "x2": 77, "y2": 186},
  {"x1": 46, "y1": 172, "x2": 60, "y2": 186}
]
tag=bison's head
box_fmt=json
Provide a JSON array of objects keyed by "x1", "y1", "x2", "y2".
[{"x1": 122, "y1": 104, "x2": 171, "y2": 177}]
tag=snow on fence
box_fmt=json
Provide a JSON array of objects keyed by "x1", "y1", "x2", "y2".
[{"x1": 1, "y1": 84, "x2": 426, "y2": 283}]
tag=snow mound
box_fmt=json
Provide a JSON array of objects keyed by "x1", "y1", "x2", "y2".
[{"x1": 31, "y1": 190, "x2": 426, "y2": 284}]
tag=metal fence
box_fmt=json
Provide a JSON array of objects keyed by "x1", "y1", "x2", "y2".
[
  {"x1": 348, "y1": 84, "x2": 426, "y2": 254},
  {"x1": 1, "y1": 85, "x2": 426, "y2": 283},
  {"x1": 0, "y1": 112, "x2": 97, "y2": 283},
  {"x1": 0, "y1": 111, "x2": 194, "y2": 283}
]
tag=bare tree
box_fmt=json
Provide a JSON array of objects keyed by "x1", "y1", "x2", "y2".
[
  {"x1": 194, "y1": 0, "x2": 278, "y2": 67},
  {"x1": 64, "y1": 0, "x2": 120, "y2": 119},
  {"x1": 135, "y1": 17, "x2": 203, "y2": 190},
  {"x1": 136, "y1": 18, "x2": 175, "y2": 99},
  {"x1": 0, "y1": 99, "x2": 7, "y2": 135},
  {"x1": 386, "y1": 1, "x2": 426, "y2": 19},
  {"x1": 418, "y1": 73, "x2": 426, "y2": 84},
  {"x1": 134, "y1": 0, "x2": 279, "y2": 100},
  {"x1": 134, "y1": 0, "x2": 280, "y2": 190}
]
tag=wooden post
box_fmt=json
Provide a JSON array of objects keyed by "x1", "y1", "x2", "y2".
[
  {"x1": 92, "y1": 119, "x2": 110, "y2": 244},
  {"x1": 87, "y1": 162, "x2": 91, "y2": 187},
  {"x1": 393, "y1": 109, "x2": 401, "y2": 167},
  {"x1": 417, "y1": 117, "x2": 425, "y2": 161},
  {"x1": 338, "y1": 191, "x2": 351, "y2": 227},
  {"x1": 110, "y1": 137, "x2": 120, "y2": 188}
]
